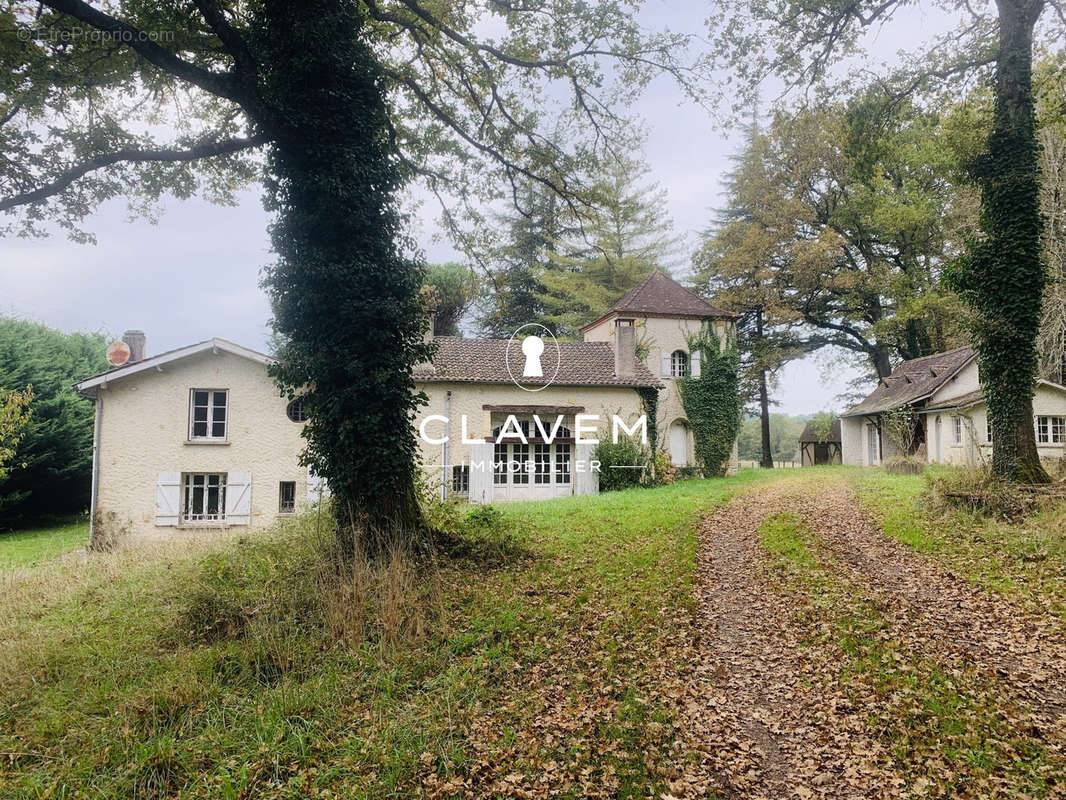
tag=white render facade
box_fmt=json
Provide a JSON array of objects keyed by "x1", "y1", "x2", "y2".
[
  {"x1": 840, "y1": 347, "x2": 1066, "y2": 467},
  {"x1": 76, "y1": 273, "x2": 740, "y2": 535},
  {"x1": 76, "y1": 339, "x2": 315, "y2": 540}
]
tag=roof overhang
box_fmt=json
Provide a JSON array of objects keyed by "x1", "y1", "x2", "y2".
[
  {"x1": 578, "y1": 309, "x2": 735, "y2": 334},
  {"x1": 74, "y1": 338, "x2": 272, "y2": 398}
]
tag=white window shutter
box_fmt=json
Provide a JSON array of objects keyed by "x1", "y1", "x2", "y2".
[
  {"x1": 155, "y1": 472, "x2": 180, "y2": 526},
  {"x1": 306, "y1": 469, "x2": 324, "y2": 506},
  {"x1": 660, "y1": 352, "x2": 672, "y2": 377},
  {"x1": 690, "y1": 350, "x2": 702, "y2": 379},
  {"x1": 575, "y1": 443, "x2": 599, "y2": 496},
  {"x1": 467, "y1": 441, "x2": 494, "y2": 503},
  {"x1": 226, "y1": 471, "x2": 251, "y2": 525}
]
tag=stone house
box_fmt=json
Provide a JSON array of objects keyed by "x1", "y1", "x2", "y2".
[
  {"x1": 840, "y1": 346, "x2": 1066, "y2": 467},
  {"x1": 75, "y1": 270, "x2": 737, "y2": 536}
]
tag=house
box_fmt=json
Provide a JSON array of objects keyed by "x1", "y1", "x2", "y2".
[
  {"x1": 798, "y1": 418, "x2": 842, "y2": 465},
  {"x1": 74, "y1": 271, "x2": 737, "y2": 537},
  {"x1": 840, "y1": 346, "x2": 1066, "y2": 467},
  {"x1": 74, "y1": 335, "x2": 315, "y2": 541}
]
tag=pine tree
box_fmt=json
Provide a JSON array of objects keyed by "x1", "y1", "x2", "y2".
[{"x1": 538, "y1": 157, "x2": 684, "y2": 336}]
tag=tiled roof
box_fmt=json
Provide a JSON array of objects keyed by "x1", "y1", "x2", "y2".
[
  {"x1": 798, "y1": 418, "x2": 842, "y2": 443},
  {"x1": 843, "y1": 346, "x2": 975, "y2": 417},
  {"x1": 924, "y1": 388, "x2": 985, "y2": 411},
  {"x1": 580, "y1": 270, "x2": 734, "y2": 331},
  {"x1": 414, "y1": 336, "x2": 660, "y2": 388}
]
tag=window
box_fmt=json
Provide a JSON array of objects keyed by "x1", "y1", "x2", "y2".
[
  {"x1": 1037, "y1": 416, "x2": 1066, "y2": 444},
  {"x1": 952, "y1": 416, "x2": 962, "y2": 445},
  {"x1": 286, "y1": 397, "x2": 308, "y2": 422},
  {"x1": 670, "y1": 350, "x2": 690, "y2": 378},
  {"x1": 190, "y1": 389, "x2": 228, "y2": 439},
  {"x1": 493, "y1": 443, "x2": 508, "y2": 485},
  {"x1": 182, "y1": 473, "x2": 226, "y2": 523},
  {"x1": 279, "y1": 481, "x2": 296, "y2": 514},
  {"x1": 555, "y1": 444, "x2": 571, "y2": 484},
  {"x1": 986, "y1": 418, "x2": 993, "y2": 444},
  {"x1": 512, "y1": 443, "x2": 530, "y2": 485},
  {"x1": 534, "y1": 444, "x2": 551, "y2": 484},
  {"x1": 452, "y1": 465, "x2": 469, "y2": 494}
]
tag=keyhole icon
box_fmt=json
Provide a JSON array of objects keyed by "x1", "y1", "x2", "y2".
[{"x1": 522, "y1": 335, "x2": 544, "y2": 377}]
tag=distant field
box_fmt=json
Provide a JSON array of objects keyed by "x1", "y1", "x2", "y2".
[{"x1": 0, "y1": 517, "x2": 87, "y2": 569}]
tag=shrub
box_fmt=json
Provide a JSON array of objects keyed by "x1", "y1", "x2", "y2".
[
  {"x1": 595, "y1": 436, "x2": 649, "y2": 491},
  {"x1": 925, "y1": 468, "x2": 1049, "y2": 520},
  {"x1": 884, "y1": 456, "x2": 926, "y2": 476},
  {"x1": 180, "y1": 516, "x2": 430, "y2": 678}
]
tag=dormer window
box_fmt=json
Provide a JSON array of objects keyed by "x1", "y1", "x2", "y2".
[
  {"x1": 671, "y1": 350, "x2": 690, "y2": 378},
  {"x1": 190, "y1": 389, "x2": 228, "y2": 440}
]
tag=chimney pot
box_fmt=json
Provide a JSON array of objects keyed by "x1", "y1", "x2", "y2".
[
  {"x1": 122, "y1": 330, "x2": 146, "y2": 363},
  {"x1": 614, "y1": 320, "x2": 635, "y2": 377}
]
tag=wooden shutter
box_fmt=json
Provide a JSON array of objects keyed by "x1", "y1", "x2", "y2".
[
  {"x1": 690, "y1": 350, "x2": 701, "y2": 378},
  {"x1": 155, "y1": 472, "x2": 180, "y2": 526},
  {"x1": 575, "y1": 442, "x2": 599, "y2": 496},
  {"x1": 467, "y1": 441, "x2": 494, "y2": 503},
  {"x1": 660, "y1": 351, "x2": 672, "y2": 377},
  {"x1": 226, "y1": 471, "x2": 251, "y2": 525},
  {"x1": 306, "y1": 469, "x2": 326, "y2": 506}
]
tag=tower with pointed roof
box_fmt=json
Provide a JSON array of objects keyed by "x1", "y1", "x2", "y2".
[{"x1": 582, "y1": 269, "x2": 738, "y2": 471}]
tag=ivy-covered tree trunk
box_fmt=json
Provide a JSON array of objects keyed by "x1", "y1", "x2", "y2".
[
  {"x1": 257, "y1": 0, "x2": 432, "y2": 557},
  {"x1": 958, "y1": 0, "x2": 1050, "y2": 483}
]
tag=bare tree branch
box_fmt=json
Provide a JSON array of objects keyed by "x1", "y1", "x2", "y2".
[
  {"x1": 37, "y1": 0, "x2": 244, "y2": 104},
  {"x1": 0, "y1": 134, "x2": 268, "y2": 213}
]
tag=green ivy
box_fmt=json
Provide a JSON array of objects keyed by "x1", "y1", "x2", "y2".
[
  {"x1": 948, "y1": 23, "x2": 1050, "y2": 483},
  {"x1": 257, "y1": 1, "x2": 433, "y2": 557},
  {"x1": 678, "y1": 327, "x2": 741, "y2": 477},
  {"x1": 636, "y1": 386, "x2": 659, "y2": 452}
]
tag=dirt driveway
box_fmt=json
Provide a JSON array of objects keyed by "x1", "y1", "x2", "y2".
[{"x1": 674, "y1": 480, "x2": 1066, "y2": 800}]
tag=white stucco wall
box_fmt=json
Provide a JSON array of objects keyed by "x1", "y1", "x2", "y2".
[
  {"x1": 582, "y1": 313, "x2": 737, "y2": 473},
  {"x1": 840, "y1": 415, "x2": 867, "y2": 465},
  {"x1": 94, "y1": 350, "x2": 308, "y2": 538},
  {"x1": 414, "y1": 380, "x2": 648, "y2": 498},
  {"x1": 924, "y1": 383, "x2": 1066, "y2": 466},
  {"x1": 928, "y1": 360, "x2": 980, "y2": 406}
]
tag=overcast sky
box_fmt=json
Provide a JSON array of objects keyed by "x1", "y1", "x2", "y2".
[{"x1": 1, "y1": 1, "x2": 964, "y2": 416}]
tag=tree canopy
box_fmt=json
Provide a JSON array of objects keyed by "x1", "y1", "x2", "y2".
[{"x1": 0, "y1": 318, "x2": 106, "y2": 523}]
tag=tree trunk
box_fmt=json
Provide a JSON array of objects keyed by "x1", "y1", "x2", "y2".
[
  {"x1": 872, "y1": 342, "x2": 893, "y2": 379},
  {"x1": 257, "y1": 0, "x2": 433, "y2": 558},
  {"x1": 758, "y1": 368, "x2": 774, "y2": 468},
  {"x1": 754, "y1": 309, "x2": 774, "y2": 468},
  {"x1": 974, "y1": 0, "x2": 1051, "y2": 482}
]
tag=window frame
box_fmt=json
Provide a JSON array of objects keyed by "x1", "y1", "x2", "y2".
[
  {"x1": 279, "y1": 480, "x2": 296, "y2": 514},
  {"x1": 952, "y1": 415, "x2": 963, "y2": 446},
  {"x1": 1037, "y1": 415, "x2": 1065, "y2": 444},
  {"x1": 286, "y1": 397, "x2": 308, "y2": 422},
  {"x1": 451, "y1": 465, "x2": 470, "y2": 494},
  {"x1": 181, "y1": 472, "x2": 227, "y2": 524},
  {"x1": 189, "y1": 389, "x2": 229, "y2": 440},
  {"x1": 670, "y1": 349, "x2": 690, "y2": 378}
]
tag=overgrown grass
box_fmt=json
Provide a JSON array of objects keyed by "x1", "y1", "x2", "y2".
[
  {"x1": 0, "y1": 516, "x2": 87, "y2": 569},
  {"x1": 0, "y1": 470, "x2": 770, "y2": 799},
  {"x1": 758, "y1": 512, "x2": 1062, "y2": 796},
  {"x1": 853, "y1": 469, "x2": 1066, "y2": 622}
]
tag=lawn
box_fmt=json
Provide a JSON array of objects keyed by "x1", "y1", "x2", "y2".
[
  {"x1": 0, "y1": 517, "x2": 88, "y2": 570},
  {"x1": 0, "y1": 469, "x2": 772, "y2": 799}
]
